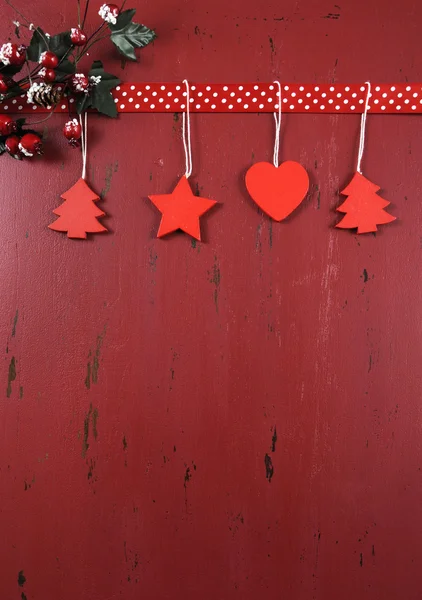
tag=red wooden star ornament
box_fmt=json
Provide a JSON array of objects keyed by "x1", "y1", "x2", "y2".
[
  {"x1": 149, "y1": 176, "x2": 216, "y2": 240},
  {"x1": 149, "y1": 79, "x2": 217, "y2": 240}
]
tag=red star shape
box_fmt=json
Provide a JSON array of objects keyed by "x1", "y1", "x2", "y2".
[{"x1": 149, "y1": 176, "x2": 217, "y2": 240}]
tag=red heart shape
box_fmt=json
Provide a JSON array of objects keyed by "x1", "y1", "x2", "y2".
[{"x1": 245, "y1": 161, "x2": 309, "y2": 221}]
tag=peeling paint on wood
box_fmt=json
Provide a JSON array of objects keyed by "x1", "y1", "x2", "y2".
[
  {"x1": 209, "y1": 257, "x2": 221, "y2": 313},
  {"x1": 85, "y1": 326, "x2": 107, "y2": 389},
  {"x1": 82, "y1": 403, "x2": 99, "y2": 458},
  {"x1": 6, "y1": 356, "x2": 16, "y2": 398},
  {"x1": 264, "y1": 453, "x2": 274, "y2": 482},
  {"x1": 11, "y1": 309, "x2": 18, "y2": 337}
]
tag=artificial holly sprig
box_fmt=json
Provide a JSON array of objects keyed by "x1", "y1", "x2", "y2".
[
  {"x1": 0, "y1": 0, "x2": 156, "y2": 159},
  {"x1": 2, "y1": 2, "x2": 153, "y2": 103}
]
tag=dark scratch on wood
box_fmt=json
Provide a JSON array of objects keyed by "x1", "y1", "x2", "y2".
[
  {"x1": 82, "y1": 403, "x2": 100, "y2": 458},
  {"x1": 11, "y1": 309, "x2": 18, "y2": 337},
  {"x1": 268, "y1": 36, "x2": 275, "y2": 53},
  {"x1": 100, "y1": 161, "x2": 119, "y2": 198},
  {"x1": 209, "y1": 257, "x2": 221, "y2": 314},
  {"x1": 92, "y1": 327, "x2": 106, "y2": 384},
  {"x1": 92, "y1": 407, "x2": 99, "y2": 440},
  {"x1": 184, "y1": 466, "x2": 192, "y2": 488},
  {"x1": 264, "y1": 453, "x2": 274, "y2": 482},
  {"x1": 85, "y1": 326, "x2": 107, "y2": 388},
  {"x1": 271, "y1": 426, "x2": 277, "y2": 452},
  {"x1": 85, "y1": 356, "x2": 91, "y2": 389},
  {"x1": 6, "y1": 356, "x2": 16, "y2": 398},
  {"x1": 82, "y1": 404, "x2": 92, "y2": 458}
]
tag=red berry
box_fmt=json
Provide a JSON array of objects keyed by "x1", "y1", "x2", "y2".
[
  {"x1": 107, "y1": 3, "x2": 119, "y2": 15},
  {"x1": 0, "y1": 115, "x2": 16, "y2": 135},
  {"x1": 98, "y1": 3, "x2": 120, "y2": 23},
  {"x1": 0, "y1": 75, "x2": 9, "y2": 93},
  {"x1": 40, "y1": 51, "x2": 59, "y2": 68},
  {"x1": 63, "y1": 118, "x2": 82, "y2": 141},
  {"x1": 19, "y1": 133, "x2": 43, "y2": 157},
  {"x1": 5, "y1": 135, "x2": 21, "y2": 157},
  {"x1": 0, "y1": 43, "x2": 26, "y2": 66},
  {"x1": 39, "y1": 67, "x2": 56, "y2": 82},
  {"x1": 70, "y1": 73, "x2": 89, "y2": 93},
  {"x1": 70, "y1": 27, "x2": 87, "y2": 46}
]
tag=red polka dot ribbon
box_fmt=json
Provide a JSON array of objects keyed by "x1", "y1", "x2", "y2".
[{"x1": 1, "y1": 83, "x2": 422, "y2": 113}]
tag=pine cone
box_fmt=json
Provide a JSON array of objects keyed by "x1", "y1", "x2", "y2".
[{"x1": 27, "y1": 82, "x2": 62, "y2": 109}]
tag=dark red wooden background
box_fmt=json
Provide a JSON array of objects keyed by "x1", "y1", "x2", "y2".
[{"x1": 1, "y1": 0, "x2": 421, "y2": 598}]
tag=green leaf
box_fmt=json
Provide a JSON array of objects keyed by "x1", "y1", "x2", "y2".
[
  {"x1": 76, "y1": 93, "x2": 92, "y2": 115},
  {"x1": 109, "y1": 9, "x2": 136, "y2": 30},
  {"x1": 76, "y1": 61, "x2": 120, "y2": 118},
  {"x1": 15, "y1": 119, "x2": 41, "y2": 138},
  {"x1": 90, "y1": 88, "x2": 118, "y2": 117},
  {"x1": 49, "y1": 31, "x2": 72, "y2": 59},
  {"x1": 2, "y1": 80, "x2": 24, "y2": 100},
  {"x1": 55, "y1": 58, "x2": 76, "y2": 82},
  {"x1": 89, "y1": 60, "x2": 121, "y2": 89},
  {"x1": 26, "y1": 28, "x2": 72, "y2": 63},
  {"x1": 26, "y1": 27, "x2": 49, "y2": 62},
  {"x1": 0, "y1": 63, "x2": 24, "y2": 76},
  {"x1": 110, "y1": 20, "x2": 156, "y2": 61}
]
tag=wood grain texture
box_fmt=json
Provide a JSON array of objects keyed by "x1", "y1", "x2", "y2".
[{"x1": 0, "y1": 0, "x2": 421, "y2": 598}]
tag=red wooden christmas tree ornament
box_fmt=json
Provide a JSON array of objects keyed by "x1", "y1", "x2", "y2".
[
  {"x1": 48, "y1": 177, "x2": 107, "y2": 239},
  {"x1": 149, "y1": 176, "x2": 216, "y2": 240},
  {"x1": 336, "y1": 82, "x2": 397, "y2": 235},
  {"x1": 336, "y1": 172, "x2": 396, "y2": 234}
]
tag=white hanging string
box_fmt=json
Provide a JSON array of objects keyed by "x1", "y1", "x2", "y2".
[
  {"x1": 79, "y1": 112, "x2": 88, "y2": 180},
  {"x1": 182, "y1": 79, "x2": 192, "y2": 179},
  {"x1": 273, "y1": 80, "x2": 282, "y2": 168},
  {"x1": 356, "y1": 81, "x2": 371, "y2": 174}
]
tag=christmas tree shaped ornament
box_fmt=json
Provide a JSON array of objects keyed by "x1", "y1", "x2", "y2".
[
  {"x1": 245, "y1": 81, "x2": 309, "y2": 221},
  {"x1": 148, "y1": 79, "x2": 217, "y2": 240},
  {"x1": 336, "y1": 173, "x2": 396, "y2": 234},
  {"x1": 49, "y1": 113, "x2": 107, "y2": 239},
  {"x1": 336, "y1": 81, "x2": 396, "y2": 234}
]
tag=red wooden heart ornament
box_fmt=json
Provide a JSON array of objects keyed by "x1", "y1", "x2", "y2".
[{"x1": 245, "y1": 160, "x2": 309, "y2": 221}]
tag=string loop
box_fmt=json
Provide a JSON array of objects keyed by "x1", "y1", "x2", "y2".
[
  {"x1": 356, "y1": 81, "x2": 371, "y2": 174},
  {"x1": 182, "y1": 79, "x2": 192, "y2": 179},
  {"x1": 273, "y1": 80, "x2": 282, "y2": 167},
  {"x1": 79, "y1": 112, "x2": 88, "y2": 180}
]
